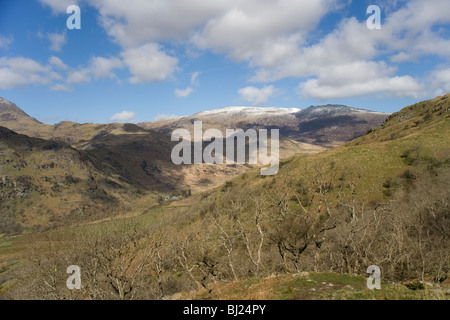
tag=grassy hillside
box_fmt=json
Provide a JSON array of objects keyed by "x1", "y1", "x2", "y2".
[
  {"x1": 1, "y1": 94, "x2": 449, "y2": 300},
  {"x1": 0, "y1": 126, "x2": 159, "y2": 234}
]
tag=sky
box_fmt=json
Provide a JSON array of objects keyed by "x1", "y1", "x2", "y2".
[{"x1": 0, "y1": 0, "x2": 449, "y2": 124}]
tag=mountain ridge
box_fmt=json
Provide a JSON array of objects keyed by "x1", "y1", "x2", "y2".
[
  {"x1": 0, "y1": 97, "x2": 41, "y2": 124},
  {"x1": 139, "y1": 104, "x2": 389, "y2": 148}
]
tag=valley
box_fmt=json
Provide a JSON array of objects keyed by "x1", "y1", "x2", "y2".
[{"x1": 0, "y1": 94, "x2": 449, "y2": 300}]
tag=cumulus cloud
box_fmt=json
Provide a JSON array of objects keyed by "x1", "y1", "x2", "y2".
[
  {"x1": 251, "y1": 0, "x2": 450, "y2": 82},
  {"x1": 238, "y1": 85, "x2": 276, "y2": 106},
  {"x1": 49, "y1": 55, "x2": 124, "y2": 87},
  {"x1": 86, "y1": 0, "x2": 229, "y2": 47},
  {"x1": 0, "y1": 57, "x2": 51, "y2": 89},
  {"x1": 89, "y1": 56, "x2": 123, "y2": 79},
  {"x1": 47, "y1": 32, "x2": 67, "y2": 52},
  {"x1": 430, "y1": 66, "x2": 450, "y2": 96},
  {"x1": 109, "y1": 110, "x2": 136, "y2": 122},
  {"x1": 81, "y1": 0, "x2": 338, "y2": 88},
  {"x1": 191, "y1": 0, "x2": 332, "y2": 62},
  {"x1": 300, "y1": 76, "x2": 423, "y2": 100},
  {"x1": 39, "y1": 0, "x2": 79, "y2": 13},
  {"x1": 175, "y1": 87, "x2": 194, "y2": 98},
  {"x1": 67, "y1": 68, "x2": 91, "y2": 84},
  {"x1": 244, "y1": 0, "x2": 450, "y2": 99},
  {"x1": 121, "y1": 43, "x2": 178, "y2": 83},
  {"x1": 249, "y1": 17, "x2": 379, "y2": 82},
  {"x1": 79, "y1": 0, "x2": 331, "y2": 53},
  {"x1": 298, "y1": 61, "x2": 424, "y2": 99},
  {"x1": 247, "y1": 0, "x2": 450, "y2": 99},
  {"x1": 16, "y1": 0, "x2": 450, "y2": 98},
  {"x1": 49, "y1": 56, "x2": 68, "y2": 70}
]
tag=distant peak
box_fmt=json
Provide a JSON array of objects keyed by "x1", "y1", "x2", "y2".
[
  {"x1": 300, "y1": 104, "x2": 387, "y2": 115},
  {"x1": 194, "y1": 106, "x2": 301, "y2": 116},
  {"x1": 0, "y1": 97, "x2": 27, "y2": 115},
  {"x1": 0, "y1": 97, "x2": 13, "y2": 105},
  {"x1": 0, "y1": 97, "x2": 41, "y2": 123}
]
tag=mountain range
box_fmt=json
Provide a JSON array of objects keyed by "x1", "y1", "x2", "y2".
[
  {"x1": 0, "y1": 97, "x2": 389, "y2": 232},
  {"x1": 139, "y1": 104, "x2": 388, "y2": 148},
  {"x1": 1, "y1": 93, "x2": 449, "y2": 300}
]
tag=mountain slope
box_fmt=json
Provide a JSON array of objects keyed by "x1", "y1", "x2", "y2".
[
  {"x1": 0, "y1": 126, "x2": 144, "y2": 234},
  {"x1": 0, "y1": 98, "x2": 50, "y2": 138},
  {"x1": 150, "y1": 93, "x2": 450, "y2": 294},
  {"x1": 0, "y1": 98, "x2": 328, "y2": 194},
  {"x1": 0, "y1": 98, "x2": 195, "y2": 193},
  {"x1": 139, "y1": 105, "x2": 389, "y2": 148},
  {"x1": 0, "y1": 97, "x2": 155, "y2": 145}
]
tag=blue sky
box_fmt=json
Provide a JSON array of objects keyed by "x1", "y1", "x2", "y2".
[{"x1": 0, "y1": 0, "x2": 449, "y2": 124}]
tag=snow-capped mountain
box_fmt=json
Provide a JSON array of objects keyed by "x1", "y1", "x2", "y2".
[
  {"x1": 139, "y1": 105, "x2": 390, "y2": 148},
  {"x1": 194, "y1": 106, "x2": 301, "y2": 117}
]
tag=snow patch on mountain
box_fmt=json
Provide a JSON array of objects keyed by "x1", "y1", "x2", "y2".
[
  {"x1": 301, "y1": 105, "x2": 386, "y2": 116},
  {"x1": 195, "y1": 106, "x2": 301, "y2": 117}
]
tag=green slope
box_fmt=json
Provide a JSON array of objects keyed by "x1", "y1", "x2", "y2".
[{"x1": 0, "y1": 126, "x2": 148, "y2": 234}]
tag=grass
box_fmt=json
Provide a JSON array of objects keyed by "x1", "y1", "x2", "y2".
[
  {"x1": 171, "y1": 272, "x2": 450, "y2": 300},
  {"x1": 0, "y1": 240, "x2": 13, "y2": 253},
  {"x1": 0, "y1": 236, "x2": 28, "y2": 296}
]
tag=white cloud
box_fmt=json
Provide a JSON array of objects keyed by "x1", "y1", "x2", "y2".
[
  {"x1": 39, "y1": 0, "x2": 79, "y2": 13},
  {"x1": 241, "y1": 0, "x2": 450, "y2": 98},
  {"x1": 48, "y1": 56, "x2": 124, "y2": 87},
  {"x1": 174, "y1": 72, "x2": 199, "y2": 97},
  {"x1": 191, "y1": 71, "x2": 200, "y2": 86},
  {"x1": 86, "y1": 0, "x2": 230, "y2": 47},
  {"x1": 49, "y1": 56, "x2": 68, "y2": 70},
  {"x1": 47, "y1": 32, "x2": 66, "y2": 52},
  {"x1": 84, "y1": 0, "x2": 334, "y2": 64},
  {"x1": 154, "y1": 114, "x2": 181, "y2": 121},
  {"x1": 238, "y1": 85, "x2": 276, "y2": 106},
  {"x1": 0, "y1": 57, "x2": 51, "y2": 89},
  {"x1": 67, "y1": 68, "x2": 91, "y2": 84},
  {"x1": 109, "y1": 110, "x2": 136, "y2": 122},
  {"x1": 50, "y1": 84, "x2": 73, "y2": 91},
  {"x1": 377, "y1": 0, "x2": 450, "y2": 61},
  {"x1": 89, "y1": 56, "x2": 123, "y2": 79},
  {"x1": 245, "y1": 0, "x2": 450, "y2": 99},
  {"x1": 250, "y1": 17, "x2": 379, "y2": 82},
  {"x1": 18, "y1": 0, "x2": 450, "y2": 99},
  {"x1": 175, "y1": 87, "x2": 194, "y2": 98},
  {"x1": 0, "y1": 35, "x2": 13, "y2": 49},
  {"x1": 121, "y1": 43, "x2": 178, "y2": 83},
  {"x1": 301, "y1": 76, "x2": 424, "y2": 100},
  {"x1": 191, "y1": 0, "x2": 333, "y2": 62},
  {"x1": 299, "y1": 61, "x2": 424, "y2": 99},
  {"x1": 430, "y1": 66, "x2": 450, "y2": 96}
]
